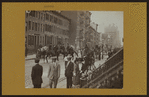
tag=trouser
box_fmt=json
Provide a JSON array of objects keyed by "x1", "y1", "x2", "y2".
[
  {"x1": 49, "y1": 78, "x2": 58, "y2": 88},
  {"x1": 33, "y1": 83, "x2": 41, "y2": 88},
  {"x1": 56, "y1": 54, "x2": 59, "y2": 61},
  {"x1": 66, "y1": 77, "x2": 72, "y2": 88},
  {"x1": 99, "y1": 54, "x2": 101, "y2": 60}
]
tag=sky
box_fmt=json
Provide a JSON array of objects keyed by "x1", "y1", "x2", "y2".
[{"x1": 90, "y1": 11, "x2": 123, "y2": 45}]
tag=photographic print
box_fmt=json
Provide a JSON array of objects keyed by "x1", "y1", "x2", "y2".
[
  {"x1": 2, "y1": 2, "x2": 146, "y2": 95},
  {"x1": 25, "y1": 11, "x2": 123, "y2": 89}
]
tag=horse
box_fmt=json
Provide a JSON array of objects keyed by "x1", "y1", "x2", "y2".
[
  {"x1": 36, "y1": 46, "x2": 56, "y2": 63},
  {"x1": 59, "y1": 45, "x2": 67, "y2": 59},
  {"x1": 36, "y1": 47, "x2": 48, "y2": 63}
]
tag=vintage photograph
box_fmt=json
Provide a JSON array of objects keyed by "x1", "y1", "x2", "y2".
[{"x1": 25, "y1": 11, "x2": 123, "y2": 89}]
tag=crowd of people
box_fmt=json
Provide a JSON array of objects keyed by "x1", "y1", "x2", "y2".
[
  {"x1": 31, "y1": 54, "x2": 87, "y2": 88},
  {"x1": 30, "y1": 43, "x2": 122, "y2": 88}
]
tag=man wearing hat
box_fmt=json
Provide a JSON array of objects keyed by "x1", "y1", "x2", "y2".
[
  {"x1": 65, "y1": 54, "x2": 74, "y2": 88},
  {"x1": 47, "y1": 56, "x2": 60, "y2": 88},
  {"x1": 31, "y1": 58, "x2": 43, "y2": 88}
]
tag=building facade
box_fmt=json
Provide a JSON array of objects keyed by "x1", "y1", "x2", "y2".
[
  {"x1": 88, "y1": 26, "x2": 101, "y2": 49},
  {"x1": 61, "y1": 11, "x2": 91, "y2": 51},
  {"x1": 87, "y1": 22, "x2": 101, "y2": 49},
  {"x1": 104, "y1": 24, "x2": 121, "y2": 49},
  {"x1": 25, "y1": 11, "x2": 70, "y2": 50}
]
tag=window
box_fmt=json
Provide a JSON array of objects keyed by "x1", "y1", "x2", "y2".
[
  {"x1": 53, "y1": 26, "x2": 55, "y2": 32},
  {"x1": 35, "y1": 11, "x2": 38, "y2": 18},
  {"x1": 28, "y1": 35, "x2": 34, "y2": 45},
  {"x1": 43, "y1": 24, "x2": 45, "y2": 32},
  {"x1": 39, "y1": 12, "x2": 40, "y2": 19},
  {"x1": 46, "y1": 13, "x2": 49, "y2": 20},
  {"x1": 26, "y1": 22, "x2": 27, "y2": 32},
  {"x1": 42, "y1": 24, "x2": 43, "y2": 32},
  {"x1": 54, "y1": 17, "x2": 57, "y2": 24},
  {"x1": 45, "y1": 24, "x2": 47, "y2": 31},
  {"x1": 49, "y1": 25, "x2": 52, "y2": 32},
  {"x1": 43, "y1": 36, "x2": 44, "y2": 45},
  {"x1": 51, "y1": 26, "x2": 54, "y2": 32},
  {"x1": 40, "y1": 36, "x2": 42, "y2": 44},
  {"x1": 29, "y1": 21, "x2": 31, "y2": 30},
  {"x1": 41, "y1": 13, "x2": 43, "y2": 20},
  {"x1": 38, "y1": 23, "x2": 40, "y2": 31},
  {"x1": 35, "y1": 23, "x2": 37, "y2": 31},
  {"x1": 40, "y1": 24, "x2": 42, "y2": 32},
  {"x1": 44, "y1": 14, "x2": 46, "y2": 20},
  {"x1": 29, "y1": 11, "x2": 35, "y2": 17},
  {"x1": 32, "y1": 22, "x2": 34, "y2": 30},
  {"x1": 50, "y1": 15, "x2": 53, "y2": 22}
]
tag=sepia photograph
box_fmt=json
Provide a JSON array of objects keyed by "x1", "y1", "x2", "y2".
[{"x1": 25, "y1": 11, "x2": 123, "y2": 89}]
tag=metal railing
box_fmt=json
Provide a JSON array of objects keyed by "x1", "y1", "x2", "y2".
[{"x1": 81, "y1": 47, "x2": 123, "y2": 88}]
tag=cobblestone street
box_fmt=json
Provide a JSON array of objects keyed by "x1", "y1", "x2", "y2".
[{"x1": 25, "y1": 54, "x2": 108, "y2": 88}]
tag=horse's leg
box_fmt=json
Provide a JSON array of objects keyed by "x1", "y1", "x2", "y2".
[
  {"x1": 45, "y1": 54, "x2": 48, "y2": 63},
  {"x1": 43, "y1": 55, "x2": 45, "y2": 63}
]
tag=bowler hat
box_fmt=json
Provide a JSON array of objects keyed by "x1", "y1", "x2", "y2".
[{"x1": 35, "y1": 58, "x2": 40, "y2": 63}]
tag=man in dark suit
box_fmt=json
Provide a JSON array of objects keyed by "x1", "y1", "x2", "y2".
[
  {"x1": 31, "y1": 58, "x2": 43, "y2": 88},
  {"x1": 65, "y1": 54, "x2": 74, "y2": 88},
  {"x1": 47, "y1": 57, "x2": 60, "y2": 88}
]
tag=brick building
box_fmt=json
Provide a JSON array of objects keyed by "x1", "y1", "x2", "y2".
[
  {"x1": 61, "y1": 11, "x2": 91, "y2": 51},
  {"x1": 25, "y1": 11, "x2": 70, "y2": 50}
]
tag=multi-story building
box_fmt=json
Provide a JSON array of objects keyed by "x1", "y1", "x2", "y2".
[
  {"x1": 88, "y1": 26, "x2": 96, "y2": 48},
  {"x1": 104, "y1": 24, "x2": 121, "y2": 49},
  {"x1": 88, "y1": 22, "x2": 101, "y2": 49},
  {"x1": 61, "y1": 11, "x2": 91, "y2": 51},
  {"x1": 95, "y1": 32, "x2": 101, "y2": 46},
  {"x1": 25, "y1": 11, "x2": 70, "y2": 50}
]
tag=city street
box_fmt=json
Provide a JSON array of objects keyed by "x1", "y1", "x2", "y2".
[{"x1": 25, "y1": 54, "x2": 108, "y2": 88}]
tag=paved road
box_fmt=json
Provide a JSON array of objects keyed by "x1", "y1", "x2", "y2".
[
  {"x1": 25, "y1": 55, "x2": 66, "y2": 88},
  {"x1": 25, "y1": 54, "x2": 108, "y2": 88}
]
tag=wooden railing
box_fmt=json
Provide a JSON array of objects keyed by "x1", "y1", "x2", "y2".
[{"x1": 81, "y1": 47, "x2": 123, "y2": 88}]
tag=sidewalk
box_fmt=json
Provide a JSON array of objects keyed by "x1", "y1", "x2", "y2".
[{"x1": 25, "y1": 54, "x2": 36, "y2": 60}]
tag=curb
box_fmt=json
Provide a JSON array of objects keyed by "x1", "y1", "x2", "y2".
[{"x1": 25, "y1": 58, "x2": 36, "y2": 61}]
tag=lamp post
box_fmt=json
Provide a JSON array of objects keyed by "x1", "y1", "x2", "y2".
[
  {"x1": 101, "y1": 39, "x2": 104, "y2": 59},
  {"x1": 107, "y1": 35, "x2": 111, "y2": 52}
]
